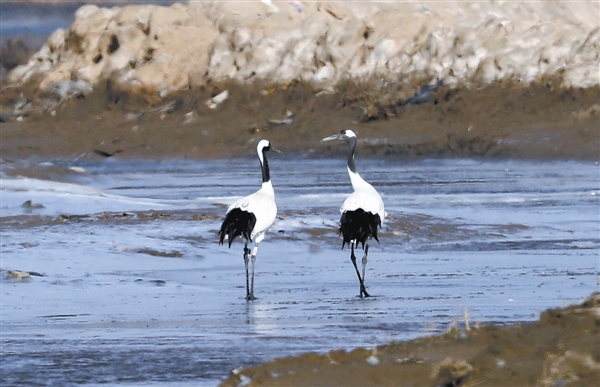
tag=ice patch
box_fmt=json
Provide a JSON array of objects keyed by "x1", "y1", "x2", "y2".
[{"x1": 1, "y1": 177, "x2": 171, "y2": 217}]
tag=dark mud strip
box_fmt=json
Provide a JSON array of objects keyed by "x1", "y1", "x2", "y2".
[{"x1": 1, "y1": 82, "x2": 599, "y2": 161}]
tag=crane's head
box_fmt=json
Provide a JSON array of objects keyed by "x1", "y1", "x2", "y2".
[
  {"x1": 321, "y1": 129, "x2": 357, "y2": 143},
  {"x1": 257, "y1": 139, "x2": 283, "y2": 155}
]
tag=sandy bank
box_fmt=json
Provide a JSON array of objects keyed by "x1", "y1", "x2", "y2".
[
  {"x1": 219, "y1": 293, "x2": 600, "y2": 387},
  {"x1": 1, "y1": 1, "x2": 598, "y2": 161}
]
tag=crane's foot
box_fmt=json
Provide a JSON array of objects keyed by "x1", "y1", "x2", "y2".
[
  {"x1": 246, "y1": 294, "x2": 257, "y2": 301},
  {"x1": 360, "y1": 286, "x2": 371, "y2": 298}
]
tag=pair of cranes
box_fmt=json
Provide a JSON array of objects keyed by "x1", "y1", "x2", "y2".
[{"x1": 218, "y1": 129, "x2": 384, "y2": 301}]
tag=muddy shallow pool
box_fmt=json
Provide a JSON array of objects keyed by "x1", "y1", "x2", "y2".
[{"x1": 1, "y1": 158, "x2": 598, "y2": 386}]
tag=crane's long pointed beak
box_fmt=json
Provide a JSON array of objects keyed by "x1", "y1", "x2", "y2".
[
  {"x1": 321, "y1": 134, "x2": 339, "y2": 142},
  {"x1": 271, "y1": 147, "x2": 283, "y2": 154}
]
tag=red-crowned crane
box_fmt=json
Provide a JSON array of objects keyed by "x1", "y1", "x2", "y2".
[
  {"x1": 218, "y1": 139, "x2": 281, "y2": 300},
  {"x1": 322, "y1": 129, "x2": 385, "y2": 298}
]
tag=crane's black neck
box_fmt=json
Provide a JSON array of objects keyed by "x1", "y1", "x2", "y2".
[
  {"x1": 346, "y1": 137, "x2": 357, "y2": 174},
  {"x1": 261, "y1": 148, "x2": 271, "y2": 183}
]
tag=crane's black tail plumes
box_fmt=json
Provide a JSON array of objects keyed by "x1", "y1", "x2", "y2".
[
  {"x1": 218, "y1": 208, "x2": 257, "y2": 247},
  {"x1": 339, "y1": 209, "x2": 381, "y2": 249}
]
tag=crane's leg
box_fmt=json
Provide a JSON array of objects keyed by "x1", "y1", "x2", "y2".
[
  {"x1": 360, "y1": 244, "x2": 371, "y2": 298},
  {"x1": 243, "y1": 242, "x2": 252, "y2": 300},
  {"x1": 361, "y1": 243, "x2": 369, "y2": 288},
  {"x1": 350, "y1": 242, "x2": 370, "y2": 298},
  {"x1": 247, "y1": 244, "x2": 259, "y2": 301}
]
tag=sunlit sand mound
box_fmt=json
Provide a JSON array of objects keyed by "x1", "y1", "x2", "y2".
[
  {"x1": 5, "y1": 0, "x2": 599, "y2": 102},
  {"x1": 220, "y1": 293, "x2": 600, "y2": 387}
]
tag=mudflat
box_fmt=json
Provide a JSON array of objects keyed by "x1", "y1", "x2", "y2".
[{"x1": 1, "y1": 81, "x2": 599, "y2": 162}]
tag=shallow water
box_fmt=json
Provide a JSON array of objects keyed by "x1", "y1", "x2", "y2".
[
  {"x1": 1, "y1": 157, "x2": 598, "y2": 386},
  {"x1": 0, "y1": 2, "x2": 174, "y2": 39},
  {"x1": 0, "y1": 3, "x2": 77, "y2": 44}
]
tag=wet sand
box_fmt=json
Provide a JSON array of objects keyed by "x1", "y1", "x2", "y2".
[{"x1": 1, "y1": 81, "x2": 599, "y2": 162}]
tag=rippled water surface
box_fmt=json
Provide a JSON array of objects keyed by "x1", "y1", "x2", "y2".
[{"x1": 1, "y1": 158, "x2": 598, "y2": 386}]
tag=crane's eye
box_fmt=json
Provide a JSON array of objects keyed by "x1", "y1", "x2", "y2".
[{"x1": 340, "y1": 130, "x2": 346, "y2": 135}]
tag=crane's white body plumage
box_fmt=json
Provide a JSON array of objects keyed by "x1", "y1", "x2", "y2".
[
  {"x1": 226, "y1": 181, "x2": 277, "y2": 244},
  {"x1": 342, "y1": 167, "x2": 385, "y2": 223}
]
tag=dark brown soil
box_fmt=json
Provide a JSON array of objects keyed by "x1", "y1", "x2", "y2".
[
  {"x1": 220, "y1": 293, "x2": 600, "y2": 387},
  {"x1": 1, "y1": 80, "x2": 598, "y2": 162}
]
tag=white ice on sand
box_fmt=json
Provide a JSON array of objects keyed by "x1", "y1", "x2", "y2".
[{"x1": 1, "y1": 176, "x2": 172, "y2": 217}]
